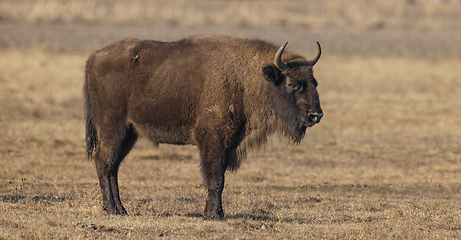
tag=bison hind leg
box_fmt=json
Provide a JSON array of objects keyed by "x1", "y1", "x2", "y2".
[
  {"x1": 111, "y1": 125, "x2": 138, "y2": 214},
  {"x1": 95, "y1": 125, "x2": 138, "y2": 215}
]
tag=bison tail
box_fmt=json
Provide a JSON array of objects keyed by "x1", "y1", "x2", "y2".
[{"x1": 83, "y1": 80, "x2": 97, "y2": 161}]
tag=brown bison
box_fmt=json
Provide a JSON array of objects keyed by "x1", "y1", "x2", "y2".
[{"x1": 84, "y1": 34, "x2": 323, "y2": 220}]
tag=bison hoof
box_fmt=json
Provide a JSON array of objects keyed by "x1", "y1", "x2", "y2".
[
  {"x1": 204, "y1": 212, "x2": 224, "y2": 220},
  {"x1": 103, "y1": 205, "x2": 128, "y2": 215},
  {"x1": 115, "y1": 209, "x2": 128, "y2": 215}
]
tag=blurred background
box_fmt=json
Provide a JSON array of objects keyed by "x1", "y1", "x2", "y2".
[{"x1": 1, "y1": 0, "x2": 461, "y2": 58}]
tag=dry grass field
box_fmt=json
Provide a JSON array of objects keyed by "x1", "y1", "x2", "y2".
[{"x1": 1, "y1": 0, "x2": 461, "y2": 239}]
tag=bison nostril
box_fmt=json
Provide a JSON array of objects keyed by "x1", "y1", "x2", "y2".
[{"x1": 308, "y1": 112, "x2": 323, "y2": 123}]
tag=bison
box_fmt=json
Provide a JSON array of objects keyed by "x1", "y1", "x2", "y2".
[{"x1": 84, "y1": 34, "x2": 323, "y2": 220}]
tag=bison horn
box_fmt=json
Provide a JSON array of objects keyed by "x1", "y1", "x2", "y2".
[
  {"x1": 308, "y1": 41, "x2": 322, "y2": 66},
  {"x1": 274, "y1": 42, "x2": 288, "y2": 71}
]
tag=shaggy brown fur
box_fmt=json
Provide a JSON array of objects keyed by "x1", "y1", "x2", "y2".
[{"x1": 84, "y1": 34, "x2": 323, "y2": 220}]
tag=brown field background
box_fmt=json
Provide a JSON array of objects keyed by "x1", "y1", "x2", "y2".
[{"x1": 1, "y1": 0, "x2": 461, "y2": 239}]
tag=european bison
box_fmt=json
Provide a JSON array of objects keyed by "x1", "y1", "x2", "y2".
[{"x1": 84, "y1": 34, "x2": 323, "y2": 220}]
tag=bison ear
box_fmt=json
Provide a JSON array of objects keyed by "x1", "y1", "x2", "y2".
[{"x1": 262, "y1": 65, "x2": 284, "y2": 86}]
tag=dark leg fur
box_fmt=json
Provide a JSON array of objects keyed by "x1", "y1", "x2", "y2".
[
  {"x1": 111, "y1": 127, "x2": 138, "y2": 213},
  {"x1": 198, "y1": 139, "x2": 229, "y2": 220},
  {"x1": 94, "y1": 126, "x2": 138, "y2": 215},
  {"x1": 202, "y1": 155, "x2": 226, "y2": 220}
]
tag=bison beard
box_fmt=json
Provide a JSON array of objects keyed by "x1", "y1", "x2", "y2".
[{"x1": 84, "y1": 34, "x2": 322, "y2": 220}]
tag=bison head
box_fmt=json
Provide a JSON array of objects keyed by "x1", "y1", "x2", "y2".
[{"x1": 262, "y1": 42, "x2": 323, "y2": 142}]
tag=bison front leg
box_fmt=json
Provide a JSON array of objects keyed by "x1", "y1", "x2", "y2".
[{"x1": 199, "y1": 144, "x2": 227, "y2": 220}]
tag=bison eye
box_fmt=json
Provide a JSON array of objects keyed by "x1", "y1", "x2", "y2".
[{"x1": 287, "y1": 83, "x2": 303, "y2": 93}]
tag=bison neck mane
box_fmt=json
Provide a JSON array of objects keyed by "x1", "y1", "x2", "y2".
[
  {"x1": 234, "y1": 48, "x2": 306, "y2": 169},
  {"x1": 239, "y1": 83, "x2": 304, "y2": 154}
]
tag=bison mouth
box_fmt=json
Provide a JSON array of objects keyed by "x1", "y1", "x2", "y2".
[
  {"x1": 297, "y1": 112, "x2": 323, "y2": 134},
  {"x1": 298, "y1": 120, "x2": 312, "y2": 134},
  {"x1": 292, "y1": 118, "x2": 312, "y2": 139},
  {"x1": 300, "y1": 122, "x2": 312, "y2": 131},
  {"x1": 276, "y1": 108, "x2": 323, "y2": 143}
]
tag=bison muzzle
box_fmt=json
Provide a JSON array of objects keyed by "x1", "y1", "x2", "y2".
[{"x1": 84, "y1": 34, "x2": 323, "y2": 220}]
